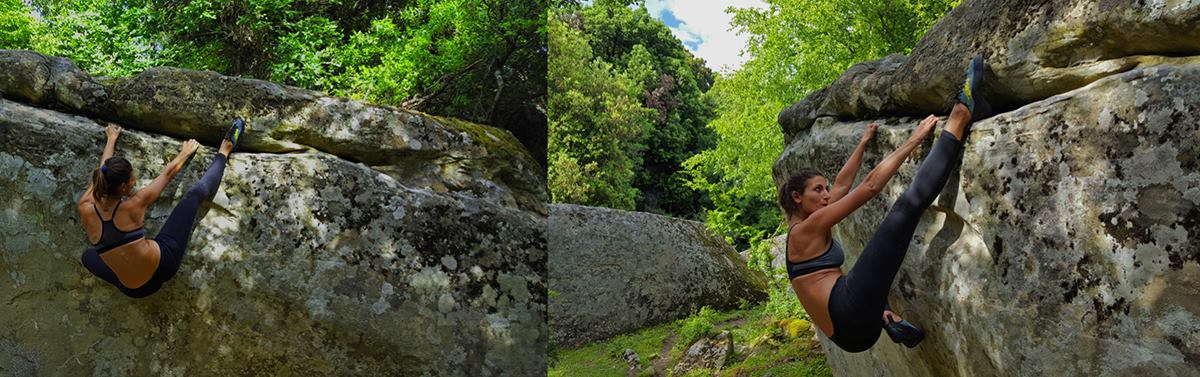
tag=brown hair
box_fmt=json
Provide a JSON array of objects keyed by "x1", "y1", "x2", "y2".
[
  {"x1": 91, "y1": 157, "x2": 132, "y2": 201},
  {"x1": 777, "y1": 168, "x2": 824, "y2": 216}
]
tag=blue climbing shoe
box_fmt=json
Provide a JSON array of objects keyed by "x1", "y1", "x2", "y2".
[
  {"x1": 884, "y1": 317, "x2": 925, "y2": 348},
  {"x1": 224, "y1": 118, "x2": 245, "y2": 152},
  {"x1": 956, "y1": 54, "x2": 992, "y2": 118}
]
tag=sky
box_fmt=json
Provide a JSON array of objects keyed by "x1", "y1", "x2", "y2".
[{"x1": 643, "y1": 0, "x2": 769, "y2": 73}]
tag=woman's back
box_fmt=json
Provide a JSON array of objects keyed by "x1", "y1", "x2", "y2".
[{"x1": 78, "y1": 197, "x2": 160, "y2": 289}]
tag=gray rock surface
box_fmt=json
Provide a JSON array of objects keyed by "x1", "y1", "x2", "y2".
[
  {"x1": 0, "y1": 50, "x2": 545, "y2": 213},
  {"x1": 548, "y1": 204, "x2": 769, "y2": 348},
  {"x1": 776, "y1": 65, "x2": 1200, "y2": 376},
  {"x1": 672, "y1": 331, "x2": 734, "y2": 376},
  {"x1": 778, "y1": 0, "x2": 1200, "y2": 143},
  {"x1": 0, "y1": 59, "x2": 546, "y2": 373},
  {"x1": 0, "y1": 50, "x2": 107, "y2": 111}
]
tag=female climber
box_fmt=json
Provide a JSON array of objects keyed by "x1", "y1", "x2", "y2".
[
  {"x1": 77, "y1": 119, "x2": 244, "y2": 298},
  {"x1": 780, "y1": 55, "x2": 991, "y2": 352}
]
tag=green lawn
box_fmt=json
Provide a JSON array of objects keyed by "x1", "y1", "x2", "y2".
[{"x1": 549, "y1": 306, "x2": 832, "y2": 377}]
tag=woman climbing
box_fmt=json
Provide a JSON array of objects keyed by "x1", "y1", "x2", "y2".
[
  {"x1": 780, "y1": 55, "x2": 991, "y2": 352},
  {"x1": 78, "y1": 119, "x2": 244, "y2": 298}
]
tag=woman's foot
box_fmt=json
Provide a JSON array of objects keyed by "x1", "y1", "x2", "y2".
[
  {"x1": 219, "y1": 139, "x2": 234, "y2": 157},
  {"x1": 221, "y1": 118, "x2": 245, "y2": 157},
  {"x1": 956, "y1": 54, "x2": 992, "y2": 119},
  {"x1": 884, "y1": 317, "x2": 925, "y2": 348}
]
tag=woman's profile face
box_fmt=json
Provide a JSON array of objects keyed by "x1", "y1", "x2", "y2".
[{"x1": 792, "y1": 176, "x2": 830, "y2": 215}]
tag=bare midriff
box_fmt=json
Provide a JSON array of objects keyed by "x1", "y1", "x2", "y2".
[
  {"x1": 97, "y1": 240, "x2": 161, "y2": 289},
  {"x1": 86, "y1": 219, "x2": 161, "y2": 289},
  {"x1": 790, "y1": 268, "x2": 843, "y2": 337}
]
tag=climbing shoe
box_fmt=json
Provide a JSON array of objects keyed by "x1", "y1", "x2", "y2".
[
  {"x1": 224, "y1": 118, "x2": 246, "y2": 152},
  {"x1": 956, "y1": 54, "x2": 992, "y2": 119},
  {"x1": 884, "y1": 317, "x2": 925, "y2": 348}
]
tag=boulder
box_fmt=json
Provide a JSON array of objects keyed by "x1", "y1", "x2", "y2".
[
  {"x1": 776, "y1": 64, "x2": 1200, "y2": 376},
  {"x1": 777, "y1": 0, "x2": 1200, "y2": 143},
  {"x1": 672, "y1": 331, "x2": 734, "y2": 376},
  {"x1": 0, "y1": 50, "x2": 107, "y2": 111},
  {"x1": 548, "y1": 204, "x2": 769, "y2": 348},
  {"x1": 623, "y1": 348, "x2": 642, "y2": 376},
  {"x1": 0, "y1": 50, "x2": 545, "y2": 214},
  {"x1": 0, "y1": 81, "x2": 545, "y2": 373}
]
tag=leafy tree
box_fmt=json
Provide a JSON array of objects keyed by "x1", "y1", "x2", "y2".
[
  {"x1": 20, "y1": 0, "x2": 548, "y2": 166},
  {"x1": 548, "y1": 11, "x2": 653, "y2": 209},
  {"x1": 683, "y1": 0, "x2": 959, "y2": 250},
  {"x1": 567, "y1": 1, "x2": 718, "y2": 218},
  {"x1": 0, "y1": 0, "x2": 35, "y2": 49}
]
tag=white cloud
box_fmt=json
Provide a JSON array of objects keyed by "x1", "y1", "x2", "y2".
[{"x1": 644, "y1": 0, "x2": 768, "y2": 73}]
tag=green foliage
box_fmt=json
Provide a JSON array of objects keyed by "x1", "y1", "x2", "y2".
[
  {"x1": 548, "y1": 11, "x2": 653, "y2": 209},
  {"x1": 26, "y1": 0, "x2": 162, "y2": 76},
  {"x1": 0, "y1": 0, "x2": 34, "y2": 49},
  {"x1": 683, "y1": 0, "x2": 959, "y2": 250},
  {"x1": 547, "y1": 319, "x2": 677, "y2": 377},
  {"x1": 742, "y1": 236, "x2": 810, "y2": 321},
  {"x1": 681, "y1": 369, "x2": 716, "y2": 377},
  {"x1": 577, "y1": 2, "x2": 717, "y2": 217},
  {"x1": 20, "y1": 0, "x2": 547, "y2": 163},
  {"x1": 551, "y1": 305, "x2": 830, "y2": 376},
  {"x1": 677, "y1": 306, "x2": 719, "y2": 347},
  {"x1": 548, "y1": 1, "x2": 717, "y2": 217}
]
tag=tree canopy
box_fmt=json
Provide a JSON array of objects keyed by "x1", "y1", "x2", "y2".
[
  {"x1": 3, "y1": 0, "x2": 548, "y2": 166},
  {"x1": 548, "y1": 0, "x2": 717, "y2": 217}
]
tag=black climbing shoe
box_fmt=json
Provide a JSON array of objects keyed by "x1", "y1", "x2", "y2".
[
  {"x1": 884, "y1": 317, "x2": 925, "y2": 348},
  {"x1": 956, "y1": 54, "x2": 992, "y2": 119},
  {"x1": 224, "y1": 118, "x2": 246, "y2": 152}
]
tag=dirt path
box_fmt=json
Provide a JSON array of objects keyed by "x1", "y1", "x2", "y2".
[{"x1": 652, "y1": 329, "x2": 679, "y2": 376}]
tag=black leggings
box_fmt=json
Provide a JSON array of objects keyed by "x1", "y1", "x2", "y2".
[
  {"x1": 827, "y1": 130, "x2": 963, "y2": 352},
  {"x1": 81, "y1": 154, "x2": 227, "y2": 298}
]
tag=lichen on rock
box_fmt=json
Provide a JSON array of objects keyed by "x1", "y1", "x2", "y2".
[
  {"x1": 548, "y1": 204, "x2": 769, "y2": 348},
  {"x1": 775, "y1": 42, "x2": 1200, "y2": 377},
  {"x1": 0, "y1": 53, "x2": 546, "y2": 374}
]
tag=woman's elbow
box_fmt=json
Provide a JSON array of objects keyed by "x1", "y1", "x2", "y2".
[{"x1": 860, "y1": 181, "x2": 883, "y2": 196}]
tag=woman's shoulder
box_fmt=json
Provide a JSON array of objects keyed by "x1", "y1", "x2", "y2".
[
  {"x1": 76, "y1": 196, "x2": 96, "y2": 210},
  {"x1": 787, "y1": 220, "x2": 831, "y2": 245}
]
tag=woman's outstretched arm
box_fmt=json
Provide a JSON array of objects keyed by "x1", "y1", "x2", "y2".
[
  {"x1": 129, "y1": 139, "x2": 200, "y2": 206},
  {"x1": 98, "y1": 124, "x2": 120, "y2": 169},
  {"x1": 802, "y1": 115, "x2": 938, "y2": 232},
  {"x1": 855, "y1": 115, "x2": 938, "y2": 197},
  {"x1": 80, "y1": 124, "x2": 122, "y2": 203},
  {"x1": 829, "y1": 123, "x2": 877, "y2": 203}
]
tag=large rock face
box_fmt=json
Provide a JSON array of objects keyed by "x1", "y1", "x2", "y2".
[
  {"x1": 0, "y1": 50, "x2": 546, "y2": 213},
  {"x1": 775, "y1": 2, "x2": 1200, "y2": 375},
  {"x1": 0, "y1": 54, "x2": 546, "y2": 375},
  {"x1": 778, "y1": 0, "x2": 1200, "y2": 143},
  {"x1": 548, "y1": 204, "x2": 769, "y2": 348}
]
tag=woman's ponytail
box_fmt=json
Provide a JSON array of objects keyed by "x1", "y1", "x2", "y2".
[{"x1": 91, "y1": 167, "x2": 107, "y2": 201}]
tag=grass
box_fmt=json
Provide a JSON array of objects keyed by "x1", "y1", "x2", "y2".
[
  {"x1": 548, "y1": 319, "x2": 677, "y2": 377},
  {"x1": 549, "y1": 304, "x2": 832, "y2": 377},
  {"x1": 550, "y1": 237, "x2": 833, "y2": 376}
]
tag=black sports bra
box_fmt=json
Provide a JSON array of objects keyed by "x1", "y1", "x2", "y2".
[
  {"x1": 91, "y1": 201, "x2": 145, "y2": 253},
  {"x1": 785, "y1": 225, "x2": 845, "y2": 279}
]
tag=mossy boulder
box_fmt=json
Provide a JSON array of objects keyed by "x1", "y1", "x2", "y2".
[
  {"x1": 548, "y1": 204, "x2": 768, "y2": 348},
  {"x1": 0, "y1": 50, "x2": 545, "y2": 213},
  {"x1": 0, "y1": 82, "x2": 546, "y2": 374}
]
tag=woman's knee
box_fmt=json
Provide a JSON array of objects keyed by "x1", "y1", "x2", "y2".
[{"x1": 183, "y1": 184, "x2": 214, "y2": 202}]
